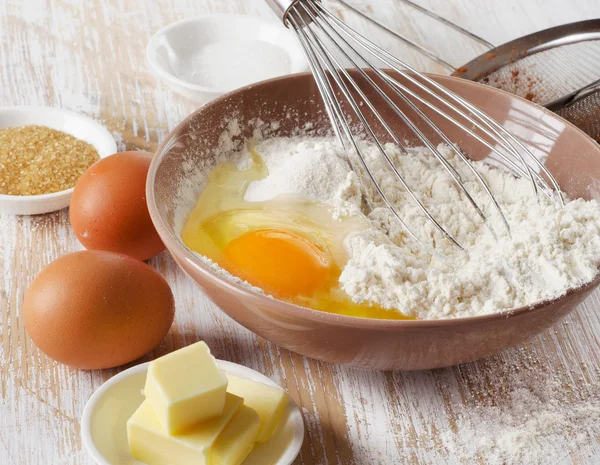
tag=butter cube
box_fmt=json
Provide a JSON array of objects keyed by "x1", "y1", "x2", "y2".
[
  {"x1": 127, "y1": 393, "x2": 243, "y2": 465},
  {"x1": 226, "y1": 374, "x2": 289, "y2": 442},
  {"x1": 212, "y1": 405, "x2": 260, "y2": 465},
  {"x1": 144, "y1": 341, "x2": 228, "y2": 434}
]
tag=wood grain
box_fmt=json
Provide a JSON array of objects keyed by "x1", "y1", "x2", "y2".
[{"x1": 1, "y1": 0, "x2": 600, "y2": 464}]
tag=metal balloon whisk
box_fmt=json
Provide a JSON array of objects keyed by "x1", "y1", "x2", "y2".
[{"x1": 265, "y1": 0, "x2": 563, "y2": 250}]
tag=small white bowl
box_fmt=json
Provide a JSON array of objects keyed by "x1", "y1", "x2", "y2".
[
  {"x1": 146, "y1": 14, "x2": 308, "y2": 104},
  {"x1": 81, "y1": 359, "x2": 304, "y2": 465},
  {"x1": 0, "y1": 106, "x2": 116, "y2": 215}
]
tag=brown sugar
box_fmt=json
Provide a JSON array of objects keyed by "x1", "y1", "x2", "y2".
[{"x1": 0, "y1": 125, "x2": 100, "y2": 196}]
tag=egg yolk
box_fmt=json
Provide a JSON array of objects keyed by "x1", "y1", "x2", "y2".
[
  {"x1": 181, "y1": 150, "x2": 415, "y2": 320},
  {"x1": 222, "y1": 229, "x2": 333, "y2": 299}
]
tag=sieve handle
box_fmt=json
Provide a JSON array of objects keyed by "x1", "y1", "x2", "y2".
[{"x1": 546, "y1": 78, "x2": 600, "y2": 111}]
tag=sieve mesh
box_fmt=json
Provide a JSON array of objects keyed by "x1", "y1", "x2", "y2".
[
  {"x1": 553, "y1": 90, "x2": 600, "y2": 142},
  {"x1": 478, "y1": 40, "x2": 600, "y2": 140},
  {"x1": 480, "y1": 40, "x2": 600, "y2": 104}
]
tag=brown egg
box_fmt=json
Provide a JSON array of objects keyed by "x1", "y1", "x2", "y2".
[
  {"x1": 23, "y1": 250, "x2": 175, "y2": 369},
  {"x1": 70, "y1": 151, "x2": 165, "y2": 261}
]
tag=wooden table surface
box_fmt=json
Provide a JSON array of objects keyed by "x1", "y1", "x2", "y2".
[{"x1": 2, "y1": 1, "x2": 600, "y2": 464}]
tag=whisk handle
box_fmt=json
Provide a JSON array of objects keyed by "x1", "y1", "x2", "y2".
[{"x1": 265, "y1": 0, "x2": 319, "y2": 25}]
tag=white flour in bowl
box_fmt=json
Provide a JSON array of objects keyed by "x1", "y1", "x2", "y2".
[
  {"x1": 242, "y1": 136, "x2": 600, "y2": 319},
  {"x1": 175, "y1": 125, "x2": 600, "y2": 320}
]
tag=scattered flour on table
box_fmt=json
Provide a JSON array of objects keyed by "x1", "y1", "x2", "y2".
[{"x1": 437, "y1": 358, "x2": 600, "y2": 464}]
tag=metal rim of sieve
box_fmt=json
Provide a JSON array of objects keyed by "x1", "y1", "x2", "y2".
[{"x1": 452, "y1": 19, "x2": 600, "y2": 112}]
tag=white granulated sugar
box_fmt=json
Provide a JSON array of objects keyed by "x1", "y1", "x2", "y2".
[
  {"x1": 176, "y1": 41, "x2": 291, "y2": 89},
  {"x1": 240, "y1": 136, "x2": 600, "y2": 319}
]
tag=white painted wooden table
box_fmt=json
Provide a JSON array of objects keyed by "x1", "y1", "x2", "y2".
[{"x1": 1, "y1": 1, "x2": 600, "y2": 464}]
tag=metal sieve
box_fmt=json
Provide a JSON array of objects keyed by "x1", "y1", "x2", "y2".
[
  {"x1": 455, "y1": 20, "x2": 600, "y2": 141},
  {"x1": 338, "y1": 1, "x2": 600, "y2": 140}
]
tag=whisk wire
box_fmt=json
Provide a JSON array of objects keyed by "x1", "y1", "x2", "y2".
[
  {"x1": 289, "y1": 12, "x2": 377, "y2": 216},
  {"x1": 301, "y1": 1, "x2": 507, "y2": 238},
  {"x1": 314, "y1": 5, "x2": 539, "y2": 194},
  {"x1": 337, "y1": 0, "x2": 494, "y2": 50},
  {"x1": 316, "y1": 4, "x2": 564, "y2": 205},
  {"x1": 374, "y1": 70, "x2": 552, "y2": 204},
  {"x1": 321, "y1": 25, "x2": 552, "y2": 194},
  {"x1": 290, "y1": 12, "x2": 432, "y2": 249},
  {"x1": 291, "y1": 8, "x2": 464, "y2": 249},
  {"x1": 333, "y1": 0, "x2": 456, "y2": 71},
  {"x1": 277, "y1": 0, "x2": 564, "y2": 251}
]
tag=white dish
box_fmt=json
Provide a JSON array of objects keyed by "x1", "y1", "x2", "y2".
[
  {"x1": 0, "y1": 106, "x2": 116, "y2": 215},
  {"x1": 146, "y1": 14, "x2": 308, "y2": 104},
  {"x1": 81, "y1": 359, "x2": 304, "y2": 465}
]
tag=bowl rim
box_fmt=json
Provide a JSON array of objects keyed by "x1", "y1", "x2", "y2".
[
  {"x1": 0, "y1": 105, "x2": 116, "y2": 205},
  {"x1": 147, "y1": 71, "x2": 600, "y2": 329},
  {"x1": 146, "y1": 13, "x2": 309, "y2": 95}
]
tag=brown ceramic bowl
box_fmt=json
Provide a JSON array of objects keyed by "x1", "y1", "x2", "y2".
[{"x1": 147, "y1": 71, "x2": 600, "y2": 370}]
